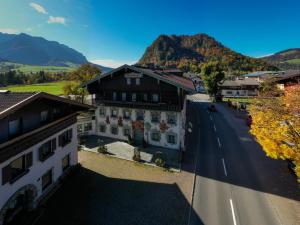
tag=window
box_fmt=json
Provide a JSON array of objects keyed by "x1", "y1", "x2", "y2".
[
  {"x1": 99, "y1": 124, "x2": 106, "y2": 133},
  {"x1": 42, "y1": 169, "x2": 53, "y2": 191},
  {"x1": 62, "y1": 154, "x2": 70, "y2": 172},
  {"x1": 113, "y1": 92, "x2": 117, "y2": 101},
  {"x1": 151, "y1": 111, "x2": 160, "y2": 123},
  {"x1": 77, "y1": 124, "x2": 83, "y2": 133},
  {"x1": 111, "y1": 125, "x2": 118, "y2": 135},
  {"x1": 9, "y1": 119, "x2": 21, "y2": 137},
  {"x1": 2, "y1": 152, "x2": 32, "y2": 185},
  {"x1": 136, "y1": 78, "x2": 140, "y2": 85},
  {"x1": 40, "y1": 110, "x2": 49, "y2": 123},
  {"x1": 84, "y1": 123, "x2": 92, "y2": 132},
  {"x1": 59, "y1": 129, "x2": 72, "y2": 147},
  {"x1": 126, "y1": 78, "x2": 131, "y2": 85},
  {"x1": 167, "y1": 134, "x2": 177, "y2": 144},
  {"x1": 167, "y1": 113, "x2": 177, "y2": 125},
  {"x1": 99, "y1": 107, "x2": 106, "y2": 117},
  {"x1": 152, "y1": 94, "x2": 159, "y2": 102},
  {"x1": 111, "y1": 108, "x2": 118, "y2": 118},
  {"x1": 226, "y1": 91, "x2": 233, "y2": 95},
  {"x1": 151, "y1": 131, "x2": 161, "y2": 142},
  {"x1": 123, "y1": 127, "x2": 131, "y2": 136},
  {"x1": 123, "y1": 110, "x2": 131, "y2": 120},
  {"x1": 136, "y1": 110, "x2": 144, "y2": 121},
  {"x1": 122, "y1": 92, "x2": 127, "y2": 101},
  {"x1": 143, "y1": 93, "x2": 148, "y2": 102},
  {"x1": 132, "y1": 93, "x2": 136, "y2": 102},
  {"x1": 39, "y1": 139, "x2": 56, "y2": 162}
]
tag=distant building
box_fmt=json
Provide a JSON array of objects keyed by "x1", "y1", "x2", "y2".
[
  {"x1": 84, "y1": 64, "x2": 196, "y2": 151},
  {"x1": 219, "y1": 78, "x2": 260, "y2": 97},
  {"x1": 244, "y1": 71, "x2": 284, "y2": 83},
  {"x1": 273, "y1": 71, "x2": 300, "y2": 90},
  {"x1": 0, "y1": 91, "x2": 90, "y2": 225}
]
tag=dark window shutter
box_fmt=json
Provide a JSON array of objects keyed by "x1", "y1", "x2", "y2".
[
  {"x1": 52, "y1": 138, "x2": 56, "y2": 151},
  {"x1": 2, "y1": 165, "x2": 11, "y2": 185},
  {"x1": 58, "y1": 135, "x2": 62, "y2": 146},
  {"x1": 39, "y1": 147, "x2": 44, "y2": 161},
  {"x1": 69, "y1": 129, "x2": 73, "y2": 140},
  {"x1": 26, "y1": 152, "x2": 33, "y2": 168}
]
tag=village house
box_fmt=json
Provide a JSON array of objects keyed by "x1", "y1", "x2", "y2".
[
  {"x1": 84, "y1": 64, "x2": 195, "y2": 151},
  {"x1": 0, "y1": 91, "x2": 90, "y2": 225},
  {"x1": 219, "y1": 77, "x2": 260, "y2": 97},
  {"x1": 273, "y1": 71, "x2": 300, "y2": 90},
  {"x1": 243, "y1": 71, "x2": 285, "y2": 83}
]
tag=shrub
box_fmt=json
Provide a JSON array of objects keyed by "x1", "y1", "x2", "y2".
[
  {"x1": 128, "y1": 135, "x2": 134, "y2": 145},
  {"x1": 155, "y1": 158, "x2": 166, "y2": 167},
  {"x1": 98, "y1": 145, "x2": 108, "y2": 154},
  {"x1": 132, "y1": 147, "x2": 141, "y2": 162}
]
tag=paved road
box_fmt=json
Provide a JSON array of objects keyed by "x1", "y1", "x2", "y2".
[{"x1": 186, "y1": 95, "x2": 286, "y2": 225}]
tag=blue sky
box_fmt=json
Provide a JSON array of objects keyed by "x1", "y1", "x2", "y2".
[{"x1": 0, "y1": 0, "x2": 299, "y2": 68}]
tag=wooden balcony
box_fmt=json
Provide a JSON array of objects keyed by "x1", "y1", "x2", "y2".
[{"x1": 0, "y1": 114, "x2": 77, "y2": 163}]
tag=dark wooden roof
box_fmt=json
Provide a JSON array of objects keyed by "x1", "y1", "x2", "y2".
[{"x1": 0, "y1": 91, "x2": 93, "y2": 119}]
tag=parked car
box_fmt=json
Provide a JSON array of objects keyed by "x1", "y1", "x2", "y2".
[
  {"x1": 208, "y1": 104, "x2": 217, "y2": 112},
  {"x1": 287, "y1": 160, "x2": 296, "y2": 175}
]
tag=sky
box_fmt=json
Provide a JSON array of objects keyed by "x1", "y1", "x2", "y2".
[{"x1": 0, "y1": 0, "x2": 300, "y2": 68}]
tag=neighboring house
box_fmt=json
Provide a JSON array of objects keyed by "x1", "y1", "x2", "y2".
[
  {"x1": 77, "y1": 110, "x2": 96, "y2": 136},
  {"x1": 0, "y1": 91, "x2": 90, "y2": 225},
  {"x1": 244, "y1": 71, "x2": 285, "y2": 83},
  {"x1": 219, "y1": 78, "x2": 260, "y2": 97},
  {"x1": 273, "y1": 71, "x2": 300, "y2": 90},
  {"x1": 84, "y1": 64, "x2": 196, "y2": 151}
]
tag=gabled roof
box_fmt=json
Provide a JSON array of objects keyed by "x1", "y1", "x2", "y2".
[
  {"x1": 84, "y1": 64, "x2": 196, "y2": 93},
  {"x1": 220, "y1": 78, "x2": 260, "y2": 87},
  {"x1": 0, "y1": 91, "x2": 92, "y2": 119}
]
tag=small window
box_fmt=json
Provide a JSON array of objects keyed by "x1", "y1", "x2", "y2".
[
  {"x1": 143, "y1": 93, "x2": 148, "y2": 102},
  {"x1": 123, "y1": 127, "x2": 131, "y2": 136},
  {"x1": 122, "y1": 92, "x2": 127, "y2": 101},
  {"x1": 42, "y1": 169, "x2": 53, "y2": 191},
  {"x1": 62, "y1": 154, "x2": 70, "y2": 172},
  {"x1": 151, "y1": 111, "x2": 160, "y2": 123},
  {"x1": 136, "y1": 78, "x2": 140, "y2": 85},
  {"x1": 77, "y1": 124, "x2": 83, "y2": 133},
  {"x1": 167, "y1": 134, "x2": 176, "y2": 144},
  {"x1": 99, "y1": 107, "x2": 106, "y2": 117},
  {"x1": 123, "y1": 110, "x2": 131, "y2": 120},
  {"x1": 59, "y1": 129, "x2": 72, "y2": 147},
  {"x1": 151, "y1": 131, "x2": 160, "y2": 142},
  {"x1": 111, "y1": 125, "x2": 118, "y2": 135},
  {"x1": 113, "y1": 92, "x2": 117, "y2": 101},
  {"x1": 152, "y1": 94, "x2": 159, "y2": 102},
  {"x1": 132, "y1": 93, "x2": 136, "y2": 102},
  {"x1": 9, "y1": 119, "x2": 21, "y2": 137},
  {"x1": 111, "y1": 108, "x2": 118, "y2": 117},
  {"x1": 39, "y1": 138, "x2": 56, "y2": 162},
  {"x1": 136, "y1": 110, "x2": 144, "y2": 121},
  {"x1": 84, "y1": 123, "x2": 92, "y2": 132},
  {"x1": 167, "y1": 113, "x2": 177, "y2": 125},
  {"x1": 40, "y1": 110, "x2": 49, "y2": 123},
  {"x1": 99, "y1": 124, "x2": 106, "y2": 133},
  {"x1": 126, "y1": 78, "x2": 131, "y2": 85}
]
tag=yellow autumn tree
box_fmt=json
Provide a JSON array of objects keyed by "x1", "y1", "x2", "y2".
[{"x1": 249, "y1": 85, "x2": 300, "y2": 183}]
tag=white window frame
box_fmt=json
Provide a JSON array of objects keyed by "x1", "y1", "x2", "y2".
[
  {"x1": 99, "y1": 107, "x2": 106, "y2": 117},
  {"x1": 111, "y1": 125, "x2": 119, "y2": 135}
]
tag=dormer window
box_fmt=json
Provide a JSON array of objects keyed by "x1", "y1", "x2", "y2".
[
  {"x1": 41, "y1": 110, "x2": 49, "y2": 123},
  {"x1": 9, "y1": 119, "x2": 21, "y2": 137},
  {"x1": 122, "y1": 92, "x2": 127, "y2": 101},
  {"x1": 152, "y1": 94, "x2": 159, "y2": 103}
]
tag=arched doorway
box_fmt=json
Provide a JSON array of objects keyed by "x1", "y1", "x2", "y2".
[{"x1": 0, "y1": 184, "x2": 37, "y2": 225}]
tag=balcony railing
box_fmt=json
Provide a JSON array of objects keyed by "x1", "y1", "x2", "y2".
[{"x1": 0, "y1": 113, "x2": 77, "y2": 163}]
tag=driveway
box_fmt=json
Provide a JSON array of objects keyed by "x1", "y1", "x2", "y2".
[{"x1": 34, "y1": 151, "x2": 194, "y2": 225}]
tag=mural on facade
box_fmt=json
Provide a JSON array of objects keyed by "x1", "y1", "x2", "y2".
[
  {"x1": 106, "y1": 116, "x2": 110, "y2": 124},
  {"x1": 118, "y1": 116, "x2": 123, "y2": 127},
  {"x1": 159, "y1": 120, "x2": 169, "y2": 133},
  {"x1": 132, "y1": 120, "x2": 144, "y2": 131}
]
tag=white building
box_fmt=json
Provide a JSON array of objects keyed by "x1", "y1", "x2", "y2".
[
  {"x1": 0, "y1": 91, "x2": 90, "y2": 225},
  {"x1": 219, "y1": 78, "x2": 260, "y2": 97}
]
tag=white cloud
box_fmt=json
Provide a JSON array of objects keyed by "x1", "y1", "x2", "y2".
[
  {"x1": 30, "y1": 2, "x2": 48, "y2": 14},
  {"x1": 255, "y1": 53, "x2": 274, "y2": 58},
  {"x1": 47, "y1": 16, "x2": 66, "y2": 25},
  {"x1": 90, "y1": 59, "x2": 138, "y2": 68},
  {"x1": 0, "y1": 28, "x2": 19, "y2": 34}
]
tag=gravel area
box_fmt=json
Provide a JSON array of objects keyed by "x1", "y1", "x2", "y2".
[{"x1": 34, "y1": 151, "x2": 194, "y2": 225}]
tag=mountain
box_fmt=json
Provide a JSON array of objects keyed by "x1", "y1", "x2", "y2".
[
  {"x1": 261, "y1": 48, "x2": 300, "y2": 70},
  {"x1": 138, "y1": 34, "x2": 277, "y2": 73},
  {"x1": 0, "y1": 32, "x2": 88, "y2": 67}
]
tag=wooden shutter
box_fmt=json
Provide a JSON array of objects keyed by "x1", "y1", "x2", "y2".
[
  {"x1": 52, "y1": 138, "x2": 57, "y2": 151},
  {"x1": 2, "y1": 165, "x2": 11, "y2": 185},
  {"x1": 58, "y1": 134, "x2": 62, "y2": 146},
  {"x1": 39, "y1": 147, "x2": 44, "y2": 161},
  {"x1": 26, "y1": 152, "x2": 33, "y2": 168}
]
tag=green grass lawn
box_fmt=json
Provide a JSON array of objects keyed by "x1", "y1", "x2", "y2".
[
  {"x1": 0, "y1": 81, "x2": 67, "y2": 95},
  {"x1": 285, "y1": 58, "x2": 300, "y2": 65},
  {"x1": 223, "y1": 97, "x2": 253, "y2": 104},
  {"x1": 17, "y1": 65, "x2": 76, "y2": 73}
]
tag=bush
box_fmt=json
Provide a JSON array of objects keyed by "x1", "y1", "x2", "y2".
[
  {"x1": 98, "y1": 145, "x2": 108, "y2": 154},
  {"x1": 128, "y1": 135, "x2": 134, "y2": 145},
  {"x1": 132, "y1": 147, "x2": 141, "y2": 162},
  {"x1": 155, "y1": 158, "x2": 166, "y2": 167}
]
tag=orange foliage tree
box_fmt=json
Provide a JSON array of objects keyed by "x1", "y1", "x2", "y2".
[{"x1": 249, "y1": 84, "x2": 300, "y2": 182}]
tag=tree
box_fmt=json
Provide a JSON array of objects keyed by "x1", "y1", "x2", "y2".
[
  {"x1": 201, "y1": 61, "x2": 225, "y2": 97},
  {"x1": 249, "y1": 85, "x2": 300, "y2": 183},
  {"x1": 64, "y1": 64, "x2": 101, "y2": 103}
]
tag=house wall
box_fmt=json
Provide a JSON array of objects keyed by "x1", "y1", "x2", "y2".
[
  {"x1": 95, "y1": 106, "x2": 182, "y2": 150},
  {"x1": 0, "y1": 123, "x2": 78, "y2": 212},
  {"x1": 221, "y1": 89, "x2": 257, "y2": 97}
]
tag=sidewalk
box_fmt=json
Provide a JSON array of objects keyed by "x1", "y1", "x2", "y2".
[{"x1": 216, "y1": 102, "x2": 300, "y2": 225}]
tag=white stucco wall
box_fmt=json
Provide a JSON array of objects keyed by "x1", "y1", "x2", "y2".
[
  {"x1": 0, "y1": 123, "x2": 78, "y2": 210},
  {"x1": 95, "y1": 106, "x2": 182, "y2": 150},
  {"x1": 221, "y1": 89, "x2": 257, "y2": 97}
]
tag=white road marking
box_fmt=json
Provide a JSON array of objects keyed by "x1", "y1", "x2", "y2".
[
  {"x1": 222, "y1": 158, "x2": 227, "y2": 176},
  {"x1": 217, "y1": 137, "x2": 221, "y2": 148},
  {"x1": 230, "y1": 199, "x2": 237, "y2": 225},
  {"x1": 214, "y1": 125, "x2": 217, "y2": 132}
]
